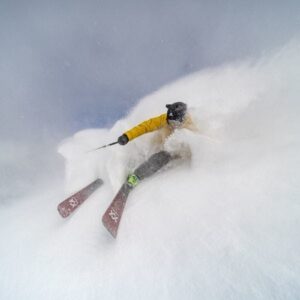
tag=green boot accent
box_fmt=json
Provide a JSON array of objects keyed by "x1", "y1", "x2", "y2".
[{"x1": 127, "y1": 174, "x2": 140, "y2": 188}]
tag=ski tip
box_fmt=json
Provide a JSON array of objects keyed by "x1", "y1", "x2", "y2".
[
  {"x1": 102, "y1": 216, "x2": 118, "y2": 239},
  {"x1": 57, "y1": 205, "x2": 69, "y2": 218}
]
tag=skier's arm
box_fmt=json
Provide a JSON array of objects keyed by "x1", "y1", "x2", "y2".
[{"x1": 118, "y1": 114, "x2": 168, "y2": 144}]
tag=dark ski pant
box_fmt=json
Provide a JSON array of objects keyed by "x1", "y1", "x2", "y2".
[{"x1": 133, "y1": 150, "x2": 173, "y2": 181}]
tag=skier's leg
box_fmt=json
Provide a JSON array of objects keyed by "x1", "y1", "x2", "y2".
[{"x1": 127, "y1": 151, "x2": 173, "y2": 187}]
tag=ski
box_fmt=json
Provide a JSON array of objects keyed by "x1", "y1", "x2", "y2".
[
  {"x1": 58, "y1": 178, "x2": 103, "y2": 218},
  {"x1": 102, "y1": 183, "x2": 132, "y2": 238}
]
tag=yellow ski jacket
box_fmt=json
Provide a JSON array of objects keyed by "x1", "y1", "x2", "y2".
[{"x1": 123, "y1": 113, "x2": 196, "y2": 142}]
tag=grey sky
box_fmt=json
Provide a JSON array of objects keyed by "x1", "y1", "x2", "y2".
[
  {"x1": 0, "y1": 0, "x2": 299, "y2": 196},
  {"x1": 1, "y1": 0, "x2": 300, "y2": 142}
]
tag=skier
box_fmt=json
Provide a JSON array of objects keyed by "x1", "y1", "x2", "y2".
[
  {"x1": 59, "y1": 101, "x2": 198, "y2": 237},
  {"x1": 117, "y1": 101, "x2": 197, "y2": 189}
]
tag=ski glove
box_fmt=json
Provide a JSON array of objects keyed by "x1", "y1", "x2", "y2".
[{"x1": 118, "y1": 134, "x2": 129, "y2": 145}]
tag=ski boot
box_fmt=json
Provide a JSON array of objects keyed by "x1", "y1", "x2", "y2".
[{"x1": 126, "y1": 174, "x2": 140, "y2": 189}]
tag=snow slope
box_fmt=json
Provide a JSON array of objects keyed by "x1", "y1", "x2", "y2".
[{"x1": 1, "y1": 41, "x2": 300, "y2": 300}]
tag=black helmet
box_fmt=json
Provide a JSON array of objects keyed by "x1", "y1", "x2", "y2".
[{"x1": 166, "y1": 102, "x2": 187, "y2": 123}]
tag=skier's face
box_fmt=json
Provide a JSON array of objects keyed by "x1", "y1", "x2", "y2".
[{"x1": 168, "y1": 119, "x2": 184, "y2": 129}]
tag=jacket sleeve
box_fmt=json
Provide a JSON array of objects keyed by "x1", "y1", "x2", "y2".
[{"x1": 124, "y1": 114, "x2": 168, "y2": 141}]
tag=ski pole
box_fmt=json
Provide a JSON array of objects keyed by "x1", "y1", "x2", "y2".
[{"x1": 87, "y1": 141, "x2": 119, "y2": 152}]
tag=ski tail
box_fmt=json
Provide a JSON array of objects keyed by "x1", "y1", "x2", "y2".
[
  {"x1": 102, "y1": 184, "x2": 131, "y2": 238},
  {"x1": 58, "y1": 178, "x2": 103, "y2": 218}
]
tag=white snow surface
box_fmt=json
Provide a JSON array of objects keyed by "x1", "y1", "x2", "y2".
[{"x1": 1, "y1": 41, "x2": 300, "y2": 300}]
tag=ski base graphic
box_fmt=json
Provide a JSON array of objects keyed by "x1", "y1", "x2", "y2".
[
  {"x1": 102, "y1": 184, "x2": 131, "y2": 238},
  {"x1": 58, "y1": 178, "x2": 103, "y2": 218}
]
